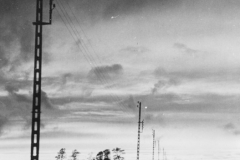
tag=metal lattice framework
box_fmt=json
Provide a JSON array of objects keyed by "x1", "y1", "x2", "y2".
[
  {"x1": 152, "y1": 129, "x2": 155, "y2": 160},
  {"x1": 30, "y1": 1, "x2": 54, "y2": 160},
  {"x1": 136, "y1": 102, "x2": 144, "y2": 160}
]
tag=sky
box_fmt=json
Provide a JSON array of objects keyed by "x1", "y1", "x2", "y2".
[{"x1": 0, "y1": 0, "x2": 240, "y2": 160}]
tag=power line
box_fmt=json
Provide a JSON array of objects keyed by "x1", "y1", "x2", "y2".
[{"x1": 54, "y1": 0, "x2": 135, "y2": 117}]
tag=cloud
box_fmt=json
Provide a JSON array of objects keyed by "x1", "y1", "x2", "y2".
[
  {"x1": 152, "y1": 78, "x2": 180, "y2": 94},
  {"x1": 23, "y1": 118, "x2": 45, "y2": 130},
  {"x1": 0, "y1": 0, "x2": 52, "y2": 71},
  {"x1": 223, "y1": 123, "x2": 240, "y2": 136},
  {"x1": 82, "y1": 86, "x2": 94, "y2": 98},
  {"x1": 62, "y1": 0, "x2": 180, "y2": 24},
  {"x1": 174, "y1": 43, "x2": 198, "y2": 54},
  {"x1": 223, "y1": 123, "x2": 235, "y2": 130},
  {"x1": 41, "y1": 90, "x2": 55, "y2": 109},
  {"x1": 0, "y1": 83, "x2": 59, "y2": 135},
  {"x1": 154, "y1": 66, "x2": 240, "y2": 82},
  {"x1": 0, "y1": 0, "x2": 34, "y2": 68},
  {"x1": 40, "y1": 130, "x2": 103, "y2": 139},
  {"x1": 120, "y1": 96, "x2": 137, "y2": 112},
  {"x1": 53, "y1": 90, "x2": 240, "y2": 118},
  {"x1": 151, "y1": 67, "x2": 181, "y2": 94},
  {"x1": 0, "y1": 116, "x2": 8, "y2": 135},
  {"x1": 61, "y1": 73, "x2": 73, "y2": 85},
  {"x1": 88, "y1": 64, "x2": 123, "y2": 83},
  {"x1": 102, "y1": 0, "x2": 180, "y2": 19},
  {"x1": 4, "y1": 83, "x2": 31, "y2": 103},
  {"x1": 132, "y1": 92, "x2": 240, "y2": 116},
  {"x1": 5, "y1": 84, "x2": 19, "y2": 94},
  {"x1": 144, "y1": 113, "x2": 165, "y2": 126},
  {"x1": 233, "y1": 130, "x2": 240, "y2": 135},
  {"x1": 120, "y1": 46, "x2": 149, "y2": 54}
]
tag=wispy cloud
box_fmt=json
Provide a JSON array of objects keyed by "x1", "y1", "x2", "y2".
[
  {"x1": 120, "y1": 95, "x2": 137, "y2": 112},
  {"x1": 102, "y1": 0, "x2": 181, "y2": 19},
  {"x1": 174, "y1": 43, "x2": 199, "y2": 57},
  {"x1": 64, "y1": 0, "x2": 181, "y2": 22},
  {"x1": 88, "y1": 64, "x2": 123, "y2": 84},
  {"x1": 152, "y1": 78, "x2": 180, "y2": 94},
  {"x1": 0, "y1": 0, "x2": 53, "y2": 73},
  {"x1": 223, "y1": 123, "x2": 235, "y2": 130},
  {"x1": 223, "y1": 123, "x2": 240, "y2": 136},
  {"x1": 0, "y1": 0, "x2": 33, "y2": 69},
  {"x1": 154, "y1": 66, "x2": 240, "y2": 83},
  {"x1": 120, "y1": 46, "x2": 149, "y2": 55},
  {"x1": 0, "y1": 116, "x2": 8, "y2": 135},
  {"x1": 0, "y1": 82, "x2": 62, "y2": 135}
]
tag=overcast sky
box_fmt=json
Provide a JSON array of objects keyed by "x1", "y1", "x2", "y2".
[{"x1": 0, "y1": 0, "x2": 240, "y2": 160}]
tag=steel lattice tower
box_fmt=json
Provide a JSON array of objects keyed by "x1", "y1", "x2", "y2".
[
  {"x1": 158, "y1": 140, "x2": 160, "y2": 160},
  {"x1": 136, "y1": 101, "x2": 144, "y2": 160},
  {"x1": 30, "y1": 1, "x2": 55, "y2": 160},
  {"x1": 152, "y1": 129, "x2": 155, "y2": 160}
]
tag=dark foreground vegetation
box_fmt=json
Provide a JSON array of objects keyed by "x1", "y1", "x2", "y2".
[{"x1": 55, "y1": 147, "x2": 125, "y2": 160}]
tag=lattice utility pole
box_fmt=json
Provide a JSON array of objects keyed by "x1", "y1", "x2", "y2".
[
  {"x1": 136, "y1": 101, "x2": 144, "y2": 160},
  {"x1": 162, "y1": 148, "x2": 164, "y2": 160},
  {"x1": 30, "y1": 1, "x2": 55, "y2": 160},
  {"x1": 158, "y1": 140, "x2": 160, "y2": 160},
  {"x1": 152, "y1": 129, "x2": 155, "y2": 160}
]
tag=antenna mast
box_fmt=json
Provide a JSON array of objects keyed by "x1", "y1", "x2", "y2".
[
  {"x1": 152, "y1": 129, "x2": 155, "y2": 160},
  {"x1": 30, "y1": 1, "x2": 55, "y2": 160},
  {"x1": 158, "y1": 140, "x2": 160, "y2": 160},
  {"x1": 162, "y1": 148, "x2": 164, "y2": 160},
  {"x1": 136, "y1": 101, "x2": 144, "y2": 160}
]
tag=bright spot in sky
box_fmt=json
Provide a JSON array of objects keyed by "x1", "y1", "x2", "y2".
[
  {"x1": 145, "y1": 106, "x2": 148, "y2": 109},
  {"x1": 111, "y1": 15, "x2": 119, "y2": 19}
]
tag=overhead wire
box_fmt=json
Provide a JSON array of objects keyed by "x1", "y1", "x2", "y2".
[
  {"x1": 55, "y1": 0, "x2": 134, "y2": 117},
  {"x1": 56, "y1": 0, "x2": 116, "y2": 93},
  {"x1": 63, "y1": 0, "x2": 136, "y2": 94},
  {"x1": 60, "y1": 0, "x2": 127, "y2": 104},
  {"x1": 64, "y1": 0, "x2": 105, "y2": 65},
  {"x1": 55, "y1": 1, "x2": 93, "y2": 66},
  {"x1": 56, "y1": 0, "x2": 113, "y2": 87}
]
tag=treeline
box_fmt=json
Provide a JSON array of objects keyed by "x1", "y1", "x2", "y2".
[{"x1": 55, "y1": 147, "x2": 125, "y2": 160}]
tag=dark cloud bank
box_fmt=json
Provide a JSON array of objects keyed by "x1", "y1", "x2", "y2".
[
  {"x1": 0, "y1": 0, "x2": 59, "y2": 136},
  {"x1": 0, "y1": 0, "x2": 34, "y2": 69},
  {"x1": 223, "y1": 123, "x2": 240, "y2": 136},
  {"x1": 0, "y1": 83, "x2": 60, "y2": 136},
  {"x1": 0, "y1": 0, "x2": 52, "y2": 72},
  {"x1": 88, "y1": 64, "x2": 123, "y2": 83},
  {"x1": 57, "y1": 0, "x2": 180, "y2": 23}
]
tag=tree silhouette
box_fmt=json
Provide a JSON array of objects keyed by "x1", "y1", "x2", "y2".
[
  {"x1": 103, "y1": 149, "x2": 111, "y2": 160},
  {"x1": 71, "y1": 149, "x2": 80, "y2": 160},
  {"x1": 112, "y1": 148, "x2": 125, "y2": 160},
  {"x1": 55, "y1": 148, "x2": 66, "y2": 160},
  {"x1": 96, "y1": 151, "x2": 103, "y2": 160},
  {"x1": 87, "y1": 152, "x2": 94, "y2": 160}
]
